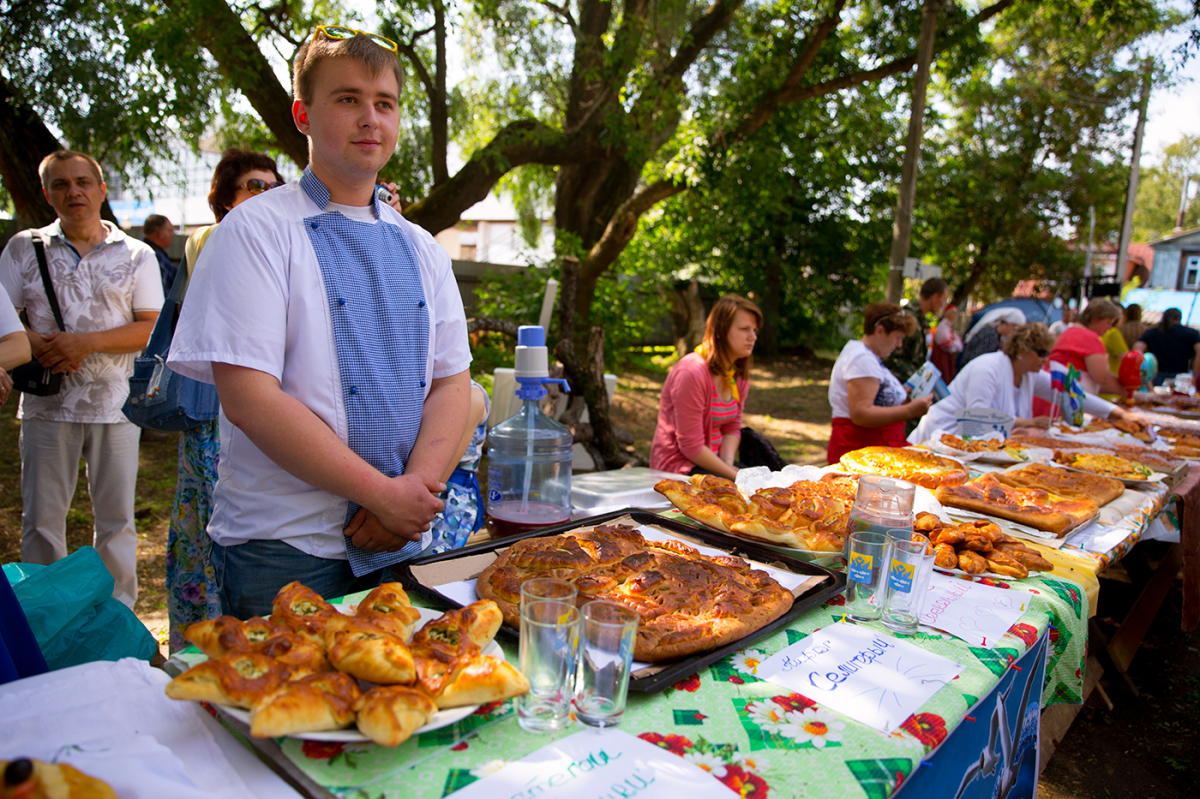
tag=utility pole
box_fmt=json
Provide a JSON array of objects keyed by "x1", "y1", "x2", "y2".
[
  {"x1": 1082, "y1": 205, "x2": 1095, "y2": 309},
  {"x1": 1116, "y1": 60, "x2": 1154, "y2": 283},
  {"x1": 1177, "y1": 172, "x2": 1195, "y2": 231},
  {"x1": 886, "y1": 0, "x2": 942, "y2": 304}
]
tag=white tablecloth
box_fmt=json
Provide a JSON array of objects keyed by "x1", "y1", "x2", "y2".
[{"x1": 0, "y1": 658, "x2": 303, "y2": 799}]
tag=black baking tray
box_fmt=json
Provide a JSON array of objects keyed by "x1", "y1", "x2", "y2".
[{"x1": 392, "y1": 508, "x2": 847, "y2": 694}]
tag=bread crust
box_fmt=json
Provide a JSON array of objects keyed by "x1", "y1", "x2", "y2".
[
  {"x1": 837, "y1": 446, "x2": 969, "y2": 489},
  {"x1": 477, "y1": 523, "x2": 793, "y2": 662},
  {"x1": 994, "y1": 462, "x2": 1124, "y2": 506},
  {"x1": 248, "y1": 672, "x2": 361, "y2": 738},
  {"x1": 353, "y1": 686, "x2": 438, "y2": 747},
  {"x1": 935, "y1": 475, "x2": 1098, "y2": 537}
]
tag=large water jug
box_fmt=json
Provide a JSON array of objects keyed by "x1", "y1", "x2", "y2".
[{"x1": 486, "y1": 326, "x2": 574, "y2": 537}]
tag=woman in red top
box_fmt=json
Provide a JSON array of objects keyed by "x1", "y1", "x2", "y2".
[
  {"x1": 1033, "y1": 299, "x2": 1125, "y2": 415},
  {"x1": 650, "y1": 295, "x2": 761, "y2": 479}
]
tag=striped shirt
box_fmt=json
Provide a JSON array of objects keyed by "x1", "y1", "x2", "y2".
[{"x1": 709, "y1": 385, "x2": 740, "y2": 451}]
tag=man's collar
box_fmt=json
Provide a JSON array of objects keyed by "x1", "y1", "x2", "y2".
[
  {"x1": 46, "y1": 219, "x2": 126, "y2": 246},
  {"x1": 300, "y1": 166, "x2": 383, "y2": 217}
]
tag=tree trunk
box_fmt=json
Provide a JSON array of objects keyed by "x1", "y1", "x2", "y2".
[
  {"x1": 431, "y1": 1, "x2": 449, "y2": 186},
  {"x1": 0, "y1": 78, "x2": 119, "y2": 228},
  {"x1": 886, "y1": 0, "x2": 941, "y2": 303},
  {"x1": 951, "y1": 240, "x2": 991, "y2": 306},
  {"x1": 0, "y1": 78, "x2": 60, "y2": 230},
  {"x1": 758, "y1": 225, "x2": 786, "y2": 354},
  {"x1": 174, "y1": 0, "x2": 309, "y2": 169}
]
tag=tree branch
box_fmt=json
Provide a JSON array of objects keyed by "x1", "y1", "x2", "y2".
[
  {"x1": 404, "y1": 120, "x2": 606, "y2": 233},
  {"x1": 467, "y1": 317, "x2": 520, "y2": 337},
  {"x1": 578, "y1": 178, "x2": 688, "y2": 283},
  {"x1": 535, "y1": 0, "x2": 577, "y2": 30},
  {"x1": 729, "y1": 0, "x2": 1016, "y2": 147}
]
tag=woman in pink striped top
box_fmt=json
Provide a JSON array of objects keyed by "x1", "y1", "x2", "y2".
[{"x1": 650, "y1": 295, "x2": 761, "y2": 479}]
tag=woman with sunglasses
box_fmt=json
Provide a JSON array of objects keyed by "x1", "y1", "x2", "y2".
[
  {"x1": 165, "y1": 148, "x2": 284, "y2": 651},
  {"x1": 910, "y1": 323, "x2": 1131, "y2": 443}
]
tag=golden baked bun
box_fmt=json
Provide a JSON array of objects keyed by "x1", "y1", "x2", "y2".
[
  {"x1": 165, "y1": 652, "x2": 292, "y2": 708},
  {"x1": 325, "y1": 617, "x2": 416, "y2": 684},
  {"x1": 353, "y1": 686, "x2": 438, "y2": 747},
  {"x1": 183, "y1": 615, "x2": 287, "y2": 657},
  {"x1": 354, "y1": 583, "x2": 423, "y2": 642},
  {"x1": 249, "y1": 672, "x2": 362, "y2": 738},
  {"x1": 184, "y1": 615, "x2": 329, "y2": 676},
  {"x1": 432, "y1": 656, "x2": 530, "y2": 709},
  {"x1": 1, "y1": 759, "x2": 117, "y2": 799},
  {"x1": 271, "y1": 582, "x2": 338, "y2": 648}
]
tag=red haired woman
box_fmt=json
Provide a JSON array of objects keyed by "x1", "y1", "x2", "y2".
[{"x1": 651, "y1": 295, "x2": 762, "y2": 479}]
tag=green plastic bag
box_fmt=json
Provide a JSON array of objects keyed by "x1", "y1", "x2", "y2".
[{"x1": 2, "y1": 546, "x2": 157, "y2": 670}]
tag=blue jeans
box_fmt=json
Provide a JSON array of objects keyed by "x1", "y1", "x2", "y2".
[{"x1": 210, "y1": 539, "x2": 387, "y2": 619}]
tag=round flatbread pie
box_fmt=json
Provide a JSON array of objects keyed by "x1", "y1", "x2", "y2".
[{"x1": 838, "y1": 446, "x2": 968, "y2": 489}]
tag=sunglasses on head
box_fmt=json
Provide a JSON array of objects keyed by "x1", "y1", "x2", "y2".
[
  {"x1": 238, "y1": 178, "x2": 284, "y2": 196},
  {"x1": 313, "y1": 25, "x2": 398, "y2": 53}
]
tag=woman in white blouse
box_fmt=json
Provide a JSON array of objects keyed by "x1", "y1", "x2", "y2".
[
  {"x1": 827, "y1": 302, "x2": 934, "y2": 463},
  {"x1": 910, "y1": 323, "x2": 1131, "y2": 443}
]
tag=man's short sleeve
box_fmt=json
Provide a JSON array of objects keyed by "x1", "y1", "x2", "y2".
[
  {"x1": 0, "y1": 234, "x2": 28, "y2": 311},
  {"x1": 0, "y1": 293, "x2": 22, "y2": 337},
  {"x1": 429, "y1": 253, "x2": 471, "y2": 379},
  {"x1": 130, "y1": 244, "x2": 165, "y2": 312},
  {"x1": 167, "y1": 211, "x2": 290, "y2": 384}
]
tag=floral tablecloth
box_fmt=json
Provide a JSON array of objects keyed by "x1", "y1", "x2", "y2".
[{"x1": 270, "y1": 570, "x2": 1086, "y2": 799}]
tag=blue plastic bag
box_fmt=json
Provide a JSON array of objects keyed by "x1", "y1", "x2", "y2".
[{"x1": 2, "y1": 547, "x2": 157, "y2": 670}]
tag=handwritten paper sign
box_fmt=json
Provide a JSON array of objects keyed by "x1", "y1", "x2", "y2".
[
  {"x1": 755, "y1": 621, "x2": 964, "y2": 734},
  {"x1": 920, "y1": 572, "x2": 1027, "y2": 648},
  {"x1": 446, "y1": 728, "x2": 733, "y2": 799}
]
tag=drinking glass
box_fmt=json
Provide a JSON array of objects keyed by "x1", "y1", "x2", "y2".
[
  {"x1": 520, "y1": 578, "x2": 577, "y2": 609},
  {"x1": 517, "y1": 599, "x2": 579, "y2": 733},
  {"x1": 881, "y1": 539, "x2": 936, "y2": 635},
  {"x1": 574, "y1": 600, "x2": 639, "y2": 728},
  {"x1": 844, "y1": 531, "x2": 888, "y2": 622}
]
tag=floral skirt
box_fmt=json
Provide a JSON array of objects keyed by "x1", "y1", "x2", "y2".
[{"x1": 165, "y1": 420, "x2": 220, "y2": 652}]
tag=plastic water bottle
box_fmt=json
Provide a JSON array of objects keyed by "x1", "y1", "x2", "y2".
[
  {"x1": 486, "y1": 326, "x2": 574, "y2": 537},
  {"x1": 844, "y1": 475, "x2": 915, "y2": 559}
]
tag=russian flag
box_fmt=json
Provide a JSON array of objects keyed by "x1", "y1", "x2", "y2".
[{"x1": 1049, "y1": 361, "x2": 1069, "y2": 393}]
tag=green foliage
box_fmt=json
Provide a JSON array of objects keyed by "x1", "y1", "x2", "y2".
[
  {"x1": 0, "y1": 1, "x2": 225, "y2": 187},
  {"x1": 1133, "y1": 134, "x2": 1200, "y2": 242},
  {"x1": 911, "y1": 0, "x2": 1177, "y2": 303}
]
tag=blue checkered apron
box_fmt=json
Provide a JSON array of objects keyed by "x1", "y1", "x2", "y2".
[{"x1": 300, "y1": 169, "x2": 430, "y2": 576}]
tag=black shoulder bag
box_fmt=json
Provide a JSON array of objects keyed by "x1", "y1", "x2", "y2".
[{"x1": 10, "y1": 231, "x2": 65, "y2": 396}]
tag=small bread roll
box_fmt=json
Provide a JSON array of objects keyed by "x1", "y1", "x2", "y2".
[
  {"x1": 355, "y1": 583, "x2": 423, "y2": 642},
  {"x1": 432, "y1": 656, "x2": 531, "y2": 709},
  {"x1": 934, "y1": 543, "x2": 959, "y2": 569},
  {"x1": 957, "y1": 550, "x2": 988, "y2": 575},
  {"x1": 249, "y1": 672, "x2": 362, "y2": 738},
  {"x1": 353, "y1": 686, "x2": 438, "y2": 747},
  {"x1": 272, "y1": 582, "x2": 337, "y2": 648},
  {"x1": 0, "y1": 758, "x2": 117, "y2": 799},
  {"x1": 183, "y1": 615, "x2": 286, "y2": 658},
  {"x1": 326, "y1": 618, "x2": 416, "y2": 684},
  {"x1": 165, "y1": 652, "x2": 291, "y2": 708}
]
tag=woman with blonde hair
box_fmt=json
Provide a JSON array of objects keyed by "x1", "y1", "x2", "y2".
[
  {"x1": 1119, "y1": 304, "x2": 1146, "y2": 350},
  {"x1": 912, "y1": 323, "x2": 1131, "y2": 442},
  {"x1": 827, "y1": 302, "x2": 933, "y2": 463},
  {"x1": 651, "y1": 295, "x2": 761, "y2": 478}
]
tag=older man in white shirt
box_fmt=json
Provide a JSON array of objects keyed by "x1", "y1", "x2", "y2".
[{"x1": 0, "y1": 149, "x2": 162, "y2": 607}]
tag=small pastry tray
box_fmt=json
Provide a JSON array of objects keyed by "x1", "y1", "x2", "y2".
[{"x1": 392, "y1": 509, "x2": 846, "y2": 694}]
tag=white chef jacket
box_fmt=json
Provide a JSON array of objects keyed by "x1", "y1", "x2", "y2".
[{"x1": 167, "y1": 181, "x2": 471, "y2": 559}]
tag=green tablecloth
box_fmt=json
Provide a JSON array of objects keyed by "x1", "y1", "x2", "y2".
[{"x1": 271, "y1": 569, "x2": 1085, "y2": 798}]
